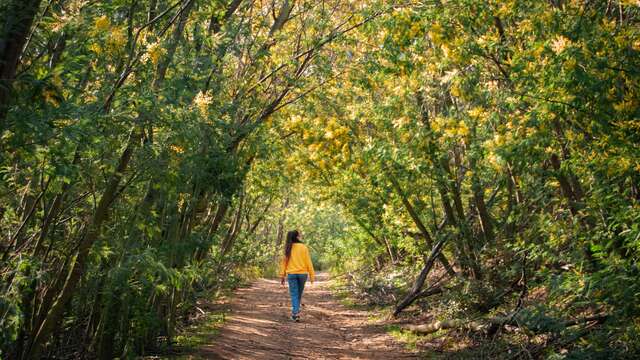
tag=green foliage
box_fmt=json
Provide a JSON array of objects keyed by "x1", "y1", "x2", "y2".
[
  {"x1": 0, "y1": 0, "x2": 359, "y2": 357},
  {"x1": 1, "y1": 0, "x2": 640, "y2": 358},
  {"x1": 174, "y1": 312, "x2": 226, "y2": 350},
  {"x1": 271, "y1": 0, "x2": 640, "y2": 356}
]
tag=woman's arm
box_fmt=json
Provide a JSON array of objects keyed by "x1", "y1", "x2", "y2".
[
  {"x1": 279, "y1": 258, "x2": 286, "y2": 285},
  {"x1": 305, "y1": 246, "x2": 315, "y2": 283}
]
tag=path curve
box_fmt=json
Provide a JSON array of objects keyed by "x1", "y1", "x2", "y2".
[{"x1": 198, "y1": 273, "x2": 418, "y2": 359}]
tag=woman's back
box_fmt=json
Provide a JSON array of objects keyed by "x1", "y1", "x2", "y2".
[{"x1": 280, "y1": 243, "x2": 315, "y2": 281}]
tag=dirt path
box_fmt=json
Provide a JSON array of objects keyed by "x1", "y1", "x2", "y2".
[{"x1": 197, "y1": 273, "x2": 418, "y2": 359}]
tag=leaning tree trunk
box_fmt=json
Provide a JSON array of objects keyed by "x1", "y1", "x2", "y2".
[
  {"x1": 387, "y1": 171, "x2": 456, "y2": 276},
  {"x1": 394, "y1": 235, "x2": 449, "y2": 316},
  {"x1": 26, "y1": 129, "x2": 139, "y2": 359},
  {"x1": 152, "y1": 0, "x2": 195, "y2": 89}
]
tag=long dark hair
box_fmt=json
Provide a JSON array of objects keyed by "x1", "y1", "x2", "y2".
[{"x1": 284, "y1": 230, "x2": 301, "y2": 261}]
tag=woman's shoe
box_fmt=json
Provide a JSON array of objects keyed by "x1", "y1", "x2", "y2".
[{"x1": 290, "y1": 314, "x2": 300, "y2": 322}]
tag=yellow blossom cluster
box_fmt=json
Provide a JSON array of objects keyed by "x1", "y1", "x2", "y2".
[
  {"x1": 95, "y1": 16, "x2": 110, "y2": 31},
  {"x1": 429, "y1": 22, "x2": 444, "y2": 45},
  {"x1": 433, "y1": 116, "x2": 469, "y2": 139},
  {"x1": 467, "y1": 107, "x2": 487, "y2": 119},
  {"x1": 106, "y1": 28, "x2": 126, "y2": 52},
  {"x1": 613, "y1": 96, "x2": 638, "y2": 114},
  {"x1": 302, "y1": 117, "x2": 353, "y2": 170},
  {"x1": 170, "y1": 144, "x2": 184, "y2": 154},
  {"x1": 193, "y1": 91, "x2": 213, "y2": 116},
  {"x1": 89, "y1": 15, "x2": 126, "y2": 56},
  {"x1": 284, "y1": 115, "x2": 303, "y2": 132},
  {"x1": 551, "y1": 35, "x2": 571, "y2": 54},
  {"x1": 144, "y1": 41, "x2": 165, "y2": 65}
]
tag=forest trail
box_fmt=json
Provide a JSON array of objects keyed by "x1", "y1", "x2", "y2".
[{"x1": 195, "y1": 273, "x2": 418, "y2": 359}]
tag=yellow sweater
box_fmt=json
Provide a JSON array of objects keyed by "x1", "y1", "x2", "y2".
[{"x1": 279, "y1": 243, "x2": 315, "y2": 282}]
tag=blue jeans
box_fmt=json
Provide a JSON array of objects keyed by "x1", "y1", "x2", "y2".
[{"x1": 287, "y1": 273, "x2": 307, "y2": 316}]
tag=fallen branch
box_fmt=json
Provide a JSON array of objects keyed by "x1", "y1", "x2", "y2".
[
  {"x1": 415, "y1": 286, "x2": 444, "y2": 299},
  {"x1": 393, "y1": 235, "x2": 449, "y2": 316},
  {"x1": 404, "y1": 313, "x2": 608, "y2": 335},
  {"x1": 405, "y1": 318, "x2": 496, "y2": 335}
]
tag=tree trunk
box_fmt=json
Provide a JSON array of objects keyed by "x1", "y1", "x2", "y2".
[
  {"x1": 394, "y1": 236, "x2": 449, "y2": 316},
  {"x1": 208, "y1": 0, "x2": 243, "y2": 34},
  {"x1": 387, "y1": 171, "x2": 456, "y2": 276},
  {"x1": 220, "y1": 192, "x2": 244, "y2": 257},
  {"x1": 26, "y1": 129, "x2": 139, "y2": 359},
  {"x1": 97, "y1": 287, "x2": 122, "y2": 360},
  {"x1": 152, "y1": 0, "x2": 195, "y2": 89},
  {"x1": 194, "y1": 200, "x2": 229, "y2": 261},
  {"x1": 470, "y1": 172, "x2": 494, "y2": 243},
  {"x1": 147, "y1": 0, "x2": 158, "y2": 27},
  {"x1": 440, "y1": 156, "x2": 483, "y2": 279},
  {"x1": 274, "y1": 198, "x2": 288, "y2": 260},
  {"x1": 550, "y1": 153, "x2": 584, "y2": 216},
  {"x1": 0, "y1": 0, "x2": 43, "y2": 123},
  {"x1": 31, "y1": 150, "x2": 80, "y2": 256}
]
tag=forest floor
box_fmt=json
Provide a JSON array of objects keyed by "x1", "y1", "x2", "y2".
[{"x1": 176, "y1": 272, "x2": 420, "y2": 359}]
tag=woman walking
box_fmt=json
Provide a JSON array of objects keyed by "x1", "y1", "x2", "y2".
[{"x1": 279, "y1": 230, "x2": 315, "y2": 322}]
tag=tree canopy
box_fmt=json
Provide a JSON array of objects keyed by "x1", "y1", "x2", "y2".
[{"x1": 1, "y1": 0, "x2": 639, "y2": 358}]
